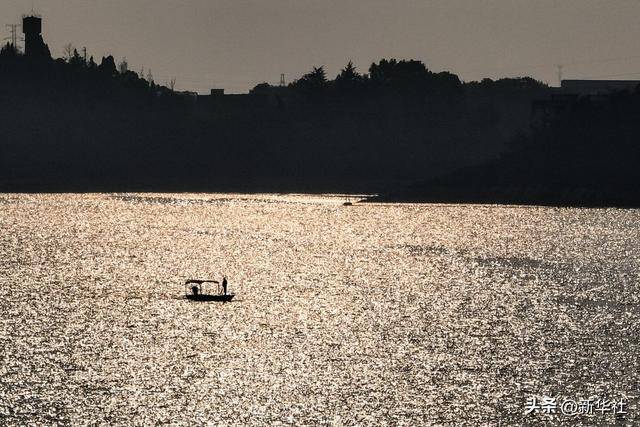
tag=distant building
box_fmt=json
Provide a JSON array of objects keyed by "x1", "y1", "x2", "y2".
[
  {"x1": 532, "y1": 79, "x2": 640, "y2": 127},
  {"x1": 561, "y1": 80, "x2": 640, "y2": 96},
  {"x1": 22, "y1": 15, "x2": 51, "y2": 59},
  {"x1": 210, "y1": 89, "x2": 225, "y2": 96}
]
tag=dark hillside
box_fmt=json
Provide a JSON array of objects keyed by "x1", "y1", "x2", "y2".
[{"x1": 1, "y1": 44, "x2": 550, "y2": 193}]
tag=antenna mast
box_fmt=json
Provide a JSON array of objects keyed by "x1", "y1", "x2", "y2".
[
  {"x1": 5, "y1": 24, "x2": 18, "y2": 48},
  {"x1": 556, "y1": 64, "x2": 563, "y2": 87}
]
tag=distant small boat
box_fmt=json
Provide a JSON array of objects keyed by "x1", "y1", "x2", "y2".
[
  {"x1": 184, "y1": 279, "x2": 234, "y2": 302},
  {"x1": 343, "y1": 201, "x2": 353, "y2": 206}
]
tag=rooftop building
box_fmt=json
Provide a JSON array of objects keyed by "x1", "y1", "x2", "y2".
[
  {"x1": 22, "y1": 15, "x2": 50, "y2": 59},
  {"x1": 561, "y1": 79, "x2": 640, "y2": 96}
]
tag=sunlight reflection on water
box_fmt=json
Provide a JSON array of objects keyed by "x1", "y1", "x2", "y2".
[{"x1": 1, "y1": 193, "x2": 639, "y2": 425}]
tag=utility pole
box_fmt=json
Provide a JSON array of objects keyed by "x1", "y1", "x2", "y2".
[
  {"x1": 556, "y1": 64, "x2": 563, "y2": 87},
  {"x1": 6, "y1": 24, "x2": 18, "y2": 48},
  {"x1": 82, "y1": 46, "x2": 87, "y2": 62},
  {"x1": 280, "y1": 73, "x2": 285, "y2": 87}
]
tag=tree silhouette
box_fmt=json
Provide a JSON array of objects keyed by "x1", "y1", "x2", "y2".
[
  {"x1": 290, "y1": 66, "x2": 328, "y2": 94},
  {"x1": 335, "y1": 61, "x2": 365, "y2": 92},
  {"x1": 118, "y1": 57, "x2": 128, "y2": 74},
  {"x1": 250, "y1": 82, "x2": 272, "y2": 95},
  {"x1": 0, "y1": 42, "x2": 18, "y2": 60},
  {"x1": 369, "y1": 59, "x2": 432, "y2": 90},
  {"x1": 369, "y1": 58, "x2": 398, "y2": 85},
  {"x1": 63, "y1": 43, "x2": 75, "y2": 61},
  {"x1": 69, "y1": 48, "x2": 85, "y2": 68},
  {"x1": 99, "y1": 55, "x2": 117, "y2": 75}
]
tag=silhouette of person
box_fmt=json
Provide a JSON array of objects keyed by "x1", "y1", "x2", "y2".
[
  {"x1": 222, "y1": 277, "x2": 228, "y2": 295},
  {"x1": 192, "y1": 285, "x2": 199, "y2": 296}
]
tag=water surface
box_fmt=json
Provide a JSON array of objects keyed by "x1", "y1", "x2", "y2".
[{"x1": 1, "y1": 194, "x2": 638, "y2": 425}]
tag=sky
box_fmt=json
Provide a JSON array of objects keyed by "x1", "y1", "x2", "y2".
[{"x1": 3, "y1": 0, "x2": 640, "y2": 93}]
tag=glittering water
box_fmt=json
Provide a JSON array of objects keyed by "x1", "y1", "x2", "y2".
[{"x1": 1, "y1": 193, "x2": 639, "y2": 425}]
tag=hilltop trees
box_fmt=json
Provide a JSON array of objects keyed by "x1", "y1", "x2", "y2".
[
  {"x1": 369, "y1": 59, "x2": 428, "y2": 86},
  {"x1": 264, "y1": 58, "x2": 465, "y2": 102},
  {"x1": 99, "y1": 55, "x2": 117, "y2": 75},
  {"x1": 290, "y1": 66, "x2": 329, "y2": 94},
  {"x1": 63, "y1": 43, "x2": 74, "y2": 61},
  {"x1": 0, "y1": 37, "x2": 162, "y2": 100},
  {"x1": 0, "y1": 42, "x2": 18, "y2": 60},
  {"x1": 88, "y1": 56, "x2": 97, "y2": 71},
  {"x1": 368, "y1": 59, "x2": 462, "y2": 98},
  {"x1": 69, "y1": 49, "x2": 85, "y2": 68},
  {"x1": 334, "y1": 61, "x2": 365, "y2": 92},
  {"x1": 118, "y1": 57, "x2": 128, "y2": 74},
  {"x1": 1, "y1": 35, "x2": 555, "y2": 198}
]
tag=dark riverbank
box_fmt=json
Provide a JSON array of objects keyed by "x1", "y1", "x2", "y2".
[
  {"x1": 367, "y1": 187, "x2": 640, "y2": 208},
  {"x1": 0, "y1": 45, "x2": 549, "y2": 196},
  {"x1": 370, "y1": 89, "x2": 640, "y2": 207},
  {"x1": 3, "y1": 43, "x2": 639, "y2": 206}
]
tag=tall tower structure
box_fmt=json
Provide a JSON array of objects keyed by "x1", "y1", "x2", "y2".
[{"x1": 22, "y1": 15, "x2": 50, "y2": 58}]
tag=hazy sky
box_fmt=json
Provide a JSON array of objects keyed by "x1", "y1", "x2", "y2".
[{"x1": 3, "y1": 0, "x2": 640, "y2": 93}]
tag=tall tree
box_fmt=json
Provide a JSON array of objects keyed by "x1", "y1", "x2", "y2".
[
  {"x1": 0, "y1": 42, "x2": 18, "y2": 60},
  {"x1": 118, "y1": 57, "x2": 128, "y2": 74},
  {"x1": 99, "y1": 55, "x2": 117, "y2": 75},
  {"x1": 62, "y1": 43, "x2": 75, "y2": 61},
  {"x1": 335, "y1": 61, "x2": 364, "y2": 92},
  {"x1": 69, "y1": 48, "x2": 85, "y2": 68},
  {"x1": 290, "y1": 66, "x2": 328, "y2": 94}
]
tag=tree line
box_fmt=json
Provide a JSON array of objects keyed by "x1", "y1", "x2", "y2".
[{"x1": 0, "y1": 39, "x2": 553, "y2": 194}]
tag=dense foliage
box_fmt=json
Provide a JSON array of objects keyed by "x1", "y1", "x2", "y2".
[{"x1": 0, "y1": 42, "x2": 559, "y2": 196}]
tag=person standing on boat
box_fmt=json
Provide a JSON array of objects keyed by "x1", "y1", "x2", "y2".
[{"x1": 222, "y1": 276, "x2": 228, "y2": 295}]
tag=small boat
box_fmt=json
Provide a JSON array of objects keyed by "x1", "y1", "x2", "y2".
[{"x1": 185, "y1": 279, "x2": 234, "y2": 302}]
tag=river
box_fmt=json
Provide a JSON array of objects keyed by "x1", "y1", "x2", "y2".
[{"x1": 1, "y1": 193, "x2": 638, "y2": 425}]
